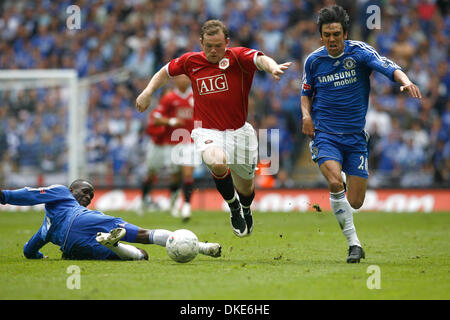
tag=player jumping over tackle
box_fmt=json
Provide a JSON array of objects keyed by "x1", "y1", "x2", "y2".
[
  {"x1": 136, "y1": 19, "x2": 291, "y2": 237},
  {"x1": 0, "y1": 179, "x2": 221, "y2": 260}
]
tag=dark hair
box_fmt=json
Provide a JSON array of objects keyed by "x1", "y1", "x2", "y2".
[
  {"x1": 317, "y1": 5, "x2": 350, "y2": 34},
  {"x1": 69, "y1": 179, "x2": 94, "y2": 191},
  {"x1": 200, "y1": 20, "x2": 230, "y2": 40}
]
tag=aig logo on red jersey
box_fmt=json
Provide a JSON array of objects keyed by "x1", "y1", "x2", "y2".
[{"x1": 196, "y1": 74, "x2": 229, "y2": 95}]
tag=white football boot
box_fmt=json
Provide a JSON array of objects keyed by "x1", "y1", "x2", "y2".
[
  {"x1": 181, "y1": 203, "x2": 192, "y2": 222},
  {"x1": 198, "y1": 242, "x2": 222, "y2": 258},
  {"x1": 96, "y1": 227, "x2": 126, "y2": 248}
]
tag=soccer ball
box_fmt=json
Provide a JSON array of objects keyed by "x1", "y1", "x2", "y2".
[{"x1": 166, "y1": 229, "x2": 199, "y2": 263}]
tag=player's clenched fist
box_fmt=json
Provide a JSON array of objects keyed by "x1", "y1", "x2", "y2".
[
  {"x1": 301, "y1": 116, "x2": 315, "y2": 138},
  {"x1": 136, "y1": 92, "x2": 151, "y2": 112}
]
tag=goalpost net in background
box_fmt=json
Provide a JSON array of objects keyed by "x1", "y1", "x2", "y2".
[
  {"x1": 0, "y1": 67, "x2": 151, "y2": 190},
  {"x1": 0, "y1": 69, "x2": 83, "y2": 188}
]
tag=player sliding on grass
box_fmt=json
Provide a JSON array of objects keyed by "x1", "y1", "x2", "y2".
[
  {"x1": 301, "y1": 5, "x2": 422, "y2": 263},
  {"x1": 0, "y1": 179, "x2": 221, "y2": 260},
  {"x1": 136, "y1": 19, "x2": 291, "y2": 237}
]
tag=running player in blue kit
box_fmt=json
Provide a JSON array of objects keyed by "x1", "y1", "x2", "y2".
[
  {"x1": 0, "y1": 179, "x2": 221, "y2": 260},
  {"x1": 301, "y1": 5, "x2": 422, "y2": 263}
]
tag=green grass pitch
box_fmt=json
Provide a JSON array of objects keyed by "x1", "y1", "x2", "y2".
[{"x1": 0, "y1": 209, "x2": 448, "y2": 300}]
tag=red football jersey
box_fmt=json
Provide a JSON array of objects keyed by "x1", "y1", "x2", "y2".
[
  {"x1": 145, "y1": 89, "x2": 194, "y2": 145},
  {"x1": 146, "y1": 109, "x2": 167, "y2": 145},
  {"x1": 166, "y1": 47, "x2": 264, "y2": 130}
]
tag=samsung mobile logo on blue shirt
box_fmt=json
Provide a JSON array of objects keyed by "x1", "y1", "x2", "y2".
[{"x1": 317, "y1": 69, "x2": 357, "y2": 87}]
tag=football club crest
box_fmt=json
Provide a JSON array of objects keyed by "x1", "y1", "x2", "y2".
[
  {"x1": 219, "y1": 58, "x2": 229, "y2": 70},
  {"x1": 309, "y1": 140, "x2": 319, "y2": 161},
  {"x1": 343, "y1": 57, "x2": 356, "y2": 70},
  {"x1": 312, "y1": 146, "x2": 319, "y2": 158}
]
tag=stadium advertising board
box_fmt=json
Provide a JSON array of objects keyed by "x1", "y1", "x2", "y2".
[
  {"x1": 1, "y1": 189, "x2": 448, "y2": 213},
  {"x1": 92, "y1": 189, "x2": 450, "y2": 213}
]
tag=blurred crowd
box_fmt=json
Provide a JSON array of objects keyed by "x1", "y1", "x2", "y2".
[{"x1": 0, "y1": 0, "x2": 448, "y2": 188}]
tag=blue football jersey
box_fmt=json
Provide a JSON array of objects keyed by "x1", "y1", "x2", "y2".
[
  {"x1": 301, "y1": 40, "x2": 401, "y2": 134},
  {"x1": 1, "y1": 185, "x2": 91, "y2": 258}
]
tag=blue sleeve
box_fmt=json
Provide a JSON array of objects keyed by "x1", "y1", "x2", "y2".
[
  {"x1": 0, "y1": 185, "x2": 72, "y2": 206},
  {"x1": 23, "y1": 224, "x2": 48, "y2": 259},
  {"x1": 361, "y1": 44, "x2": 401, "y2": 81},
  {"x1": 301, "y1": 55, "x2": 315, "y2": 96}
]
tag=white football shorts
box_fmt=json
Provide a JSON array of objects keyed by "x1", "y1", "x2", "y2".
[
  {"x1": 191, "y1": 122, "x2": 258, "y2": 179},
  {"x1": 171, "y1": 142, "x2": 202, "y2": 167},
  {"x1": 146, "y1": 142, "x2": 178, "y2": 173}
]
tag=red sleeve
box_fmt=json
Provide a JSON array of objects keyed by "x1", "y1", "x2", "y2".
[
  {"x1": 167, "y1": 52, "x2": 192, "y2": 77},
  {"x1": 232, "y1": 47, "x2": 264, "y2": 73}
]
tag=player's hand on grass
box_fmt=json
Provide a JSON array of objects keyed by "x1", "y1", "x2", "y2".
[
  {"x1": 136, "y1": 92, "x2": 151, "y2": 112},
  {"x1": 271, "y1": 62, "x2": 292, "y2": 80},
  {"x1": 302, "y1": 116, "x2": 315, "y2": 138},
  {"x1": 400, "y1": 83, "x2": 422, "y2": 99}
]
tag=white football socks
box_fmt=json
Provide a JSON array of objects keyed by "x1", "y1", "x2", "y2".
[
  {"x1": 330, "y1": 191, "x2": 361, "y2": 247},
  {"x1": 149, "y1": 229, "x2": 172, "y2": 246},
  {"x1": 109, "y1": 243, "x2": 145, "y2": 260},
  {"x1": 198, "y1": 242, "x2": 213, "y2": 255}
]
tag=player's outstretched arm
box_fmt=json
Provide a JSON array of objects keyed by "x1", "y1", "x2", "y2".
[
  {"x1": 0, "y1": 186, "x2": 68, "y2": 206},
  {"x1": 301, "y1": 95, "x2": 315, "y2": 138},
  {"x1": 393, "y1": 69, "x2": 422, "y2": 99},
  {"x1": 256, "y1": 55, "x2": 292, "y2": 81},
  {"x1": 153, "y1": 116, "x2": 184, "y2": 127},
  {"x1": 23, "y1": 229, "x2": 48, "y2": 259},
  {"x1": 136, "y1": 67, "x2": 170, "y2": 112}
]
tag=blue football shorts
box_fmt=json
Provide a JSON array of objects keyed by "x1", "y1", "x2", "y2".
[
  {"x1": 63, "y1": 212, "x2": 140, "y2": 260},
  {"x1": 309, "y1": 130, "x2": 370, "y2": 179}
]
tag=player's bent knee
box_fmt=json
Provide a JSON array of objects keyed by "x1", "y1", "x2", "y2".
[
  {"x1": 348, "y1": 198, "x2": 364, "y2": 210},
  {"x1": 234, "y1": 179, "x2": 255, "y2": 196},
  {"x1": 202, "y1": 146, "x2": 226, "y2": 167},
  {"x1": 329, "y1": 181, "x2": 345, "y2": 193},
  {"x1": 347, "y1": 192, "x2": 365, "y2": 209},
  {"x1": 210, "y1": 163, "x2": 228, "y2": 176}
]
